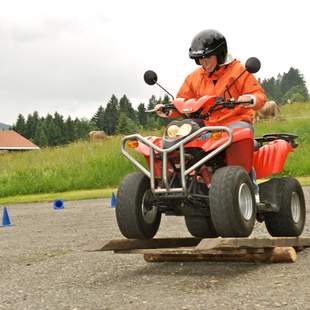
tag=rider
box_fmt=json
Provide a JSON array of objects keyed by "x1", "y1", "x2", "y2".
[
  {"x1": 155, "y1": 29, "x2": 267, "y2": 201},
  {"x1": 155, "y1": 29, "x2": 266, "y2": 130}
]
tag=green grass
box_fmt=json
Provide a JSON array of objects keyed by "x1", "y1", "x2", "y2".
[
  {"x1": 0, "y1": 102, "x2": 309, "y2": 201},
  {"x1": 0, "y1": 188, "x2": 115, "y2": 204},
  {"x1": 0, "y1": 137, "x2": 139, "y2": 198}
]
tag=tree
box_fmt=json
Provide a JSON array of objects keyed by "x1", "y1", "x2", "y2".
[
  {"x1": 65, "y1": 116, "x2": 76, "y2": 143},
  {"x1": 53, "y1": 112, "x2": 68, "y2": 145},
  {"x1": 119, "y1": 95, "x2": 136, "y2": 121},
  {"x1": 260, "y1": 67, "x2": 309, "y2": 104},
  {"x1": 283, "y1": 85, "x2": 308, "y2": 103},
  {"x1": 104, "y1": 95, "x2": 119, "y2": 135},
  {"x1": 13, "y1": 114, "x2": 27, "y2": 136},
  {"x1": 74, "y1": 117, "x2": 93, "y2": 139},
  {"x1": 145, "y1": 95, "x2": 161, "y2": 129},
  {"x1": 117, "y1": 112, "x2": 137, "y2": 134},
  {"x1": 33, "y1": 123, "x2": 48, "y2": 147},
  {"x1": 137, "y1": 103, "x2": 147, "y2": 127},
  {"x1": 44, "y1": 114, "x2": 62, "y2": 146},
  {"x1": 25, "y1": 111, "x2": 40, "y2": 139},
  {"x1": 147, "y1": 95, "x2": 157, "y2": 110},
  {"x1": 92, "y1": 106, "x2": 105, "y2": 130},
  {"x1": 280, "y1": 68, "x2": 307, "y2": 97}
]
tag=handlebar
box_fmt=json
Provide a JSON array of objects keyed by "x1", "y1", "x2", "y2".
[
  {"x1": 146, "y1": 98, "x2": 255, "y2": 115},
  {"x1": 146, "y1": 103, "x2": 175, "y2": 113}
]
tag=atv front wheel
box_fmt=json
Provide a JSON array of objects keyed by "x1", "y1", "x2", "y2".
[
  {"x1": 209, "y1": 166, "x2": 256, "y2": 237},
  {"x1": 264, "y1": 177, "x2": 305, "y2": 236},
  {"x1": 116, "y1": 172, "x2": 161, "y2": 239}
]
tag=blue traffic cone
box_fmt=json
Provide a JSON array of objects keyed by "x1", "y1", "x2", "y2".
[
  {"x1": 53, "y1": 199, "x2": 64, "y2": 210},
  {"x1": 111, "y1": 192, "x2": 116, "y2": 208},
  {"x1": 1, "y1": 207, "x2": 13, "y2": 227}
]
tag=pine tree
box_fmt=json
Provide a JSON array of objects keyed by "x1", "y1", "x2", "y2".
[
  {"x1": 92, "y1": 106, "x2": 105, "y2": 130},
  {"x1": 43, "y1": 114, "x2": 61, "y2": 146},
  {"x1": 25, "y1": 111, "x2": 40, "y2": 139},
  {"x1": 33, "y1": 122, "x2": 48, "y2": 147},
  {"x1": 53, "y1": 112, "x2": 68, "y2": 145},
  {"x1": 147, "y1": 95, "x2": 157, "y2": 110},
  {"x1": 117, "y1": 113, "x2": 137, "y2": 134},
  {"x1": 119, "y1": 95, "x2": 136, "y2": 121},
  {"x1": 74, "y1": 117, "x2": 93, "y2": 139},
  {"x1": 137, "y1": 103, "x2": 147, "y2": 127},
  {"x1": 280, "y1": 68, "x2": 309, "y2": 102},
  {"x1": 13, "y1": 114, "x2": 27, "y2": 136},
  {"x1": 65, "y1": 116, "x2": 76, "y2": 143},
  {"x1": 104, "y1": 95, "x2": 119, "y2": 135},
  {"x1": 260, "y1": 67, "x2": 309, "y2": 104},
  {"x1": 283, "y1": 85, "x2": 308, "y2": 103},
  {"x1": 145, "y1": 95, "x2": 158, "y2": 129}
]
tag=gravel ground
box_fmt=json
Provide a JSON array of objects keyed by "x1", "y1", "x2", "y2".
[{"x1": 0, "y1": 188, "x2": 310, "y2": 310}]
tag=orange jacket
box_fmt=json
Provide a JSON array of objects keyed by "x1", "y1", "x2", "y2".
[{"x1": 173, "y1": 59, "x2": 266, "y2": 126}]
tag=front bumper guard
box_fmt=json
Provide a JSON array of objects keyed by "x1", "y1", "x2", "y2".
[{"x1": 121, "y1": 126, "x2": 232, "y2": 194}]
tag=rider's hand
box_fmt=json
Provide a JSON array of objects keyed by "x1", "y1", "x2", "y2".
[
  {"x1": 154, "y1": 103, "x2": 169, "y2": 118},
  {"x1": 238, "y1": 95, "x2": 256, "y2": 108}
]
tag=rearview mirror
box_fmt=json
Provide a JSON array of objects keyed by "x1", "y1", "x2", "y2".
[
  {"x1": 143, "y1": 70, "x2": 158, "y2": 85},
  {"x1": 245, "y1": 57, "x2": 261, "y2": 74}
]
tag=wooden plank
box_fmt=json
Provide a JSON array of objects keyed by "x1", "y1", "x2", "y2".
[
  {"x1": 196, "y1": 237, "x2": 310, "y2": 250},
  {"x1": 116, "y1": 247, "x2": 258, "y2": 255},
  {"x1": 88, "y1": 237, "x2": 310, "y2": 255},
  {"x1": 143, "y1": 247, "x2": 297, "y2": 263},
  {"x1": 90, "y1": 237, "x2": 201, "y2": 252}
]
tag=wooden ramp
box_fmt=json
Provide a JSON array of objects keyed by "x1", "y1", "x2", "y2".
[{"x1": 91, "y1": 237, "x2": 310, "y2": 263}]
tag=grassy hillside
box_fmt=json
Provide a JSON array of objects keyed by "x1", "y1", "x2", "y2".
[
  {"x1": 0, "y1": 102, "x2": 309, "y2": 198},
  {"x1": 0, "y1": 137, "x2": 138, "y2": 198}
]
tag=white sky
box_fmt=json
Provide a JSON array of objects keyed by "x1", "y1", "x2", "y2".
[{"x1": 1, "y1": 0, "x2": 309, "y2": 124}]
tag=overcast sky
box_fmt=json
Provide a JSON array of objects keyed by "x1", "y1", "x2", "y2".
[{"x1": 1, "y1": 0, "x2": 309, "y2": 124}]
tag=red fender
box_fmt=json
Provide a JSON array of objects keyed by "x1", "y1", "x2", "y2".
[
  {"x1": 134, "y1": 136, "x2": 166, "y2": 178},
  {"x1": 201, "y1": 128, "x2": 253, "y2": 152},
  {"x1": 135, "y1": 136, "x2": 162, "y2": 156},
  {"x1": 253, "y1": 140, "x2": 293, "y2": 179}
]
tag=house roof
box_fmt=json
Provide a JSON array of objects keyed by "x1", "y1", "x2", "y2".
[{"x1": 0, "y1": 130, "x2": 40, "y2": 150}]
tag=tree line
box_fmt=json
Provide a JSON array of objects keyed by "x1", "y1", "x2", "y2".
[
  {"x1": 12, "y1": 94, "x2": 170, "y2": 147},
  {"x1": 259, "y1": 67, "x2": 309, "y2": 104},
  {"x1": 12, "y1": 67, "x2": 309, "y2": 147}
]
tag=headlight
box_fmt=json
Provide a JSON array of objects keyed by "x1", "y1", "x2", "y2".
[
  {"x1": 166, "y1": 123, "x2": 192, "y2": 139},
  {"x1": 178, "y1": 123, "x2": 192, "y2": 136},
  {"x1": 167, "y1": 125, "x2": 180, "y2": 138}
]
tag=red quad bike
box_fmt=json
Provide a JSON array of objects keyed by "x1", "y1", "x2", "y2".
[{"x1": 116, "y1": 57, "x2": 306, "y2": 239}]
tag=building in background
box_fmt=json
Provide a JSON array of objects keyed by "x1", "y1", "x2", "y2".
[{"x1": 0, "y1": 130, "x2": 39, "y2": 154}]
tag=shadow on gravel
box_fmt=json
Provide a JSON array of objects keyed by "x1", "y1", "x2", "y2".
[
  {"x1": 93, "y1": 260, "x2": 270, "y2": 291},
  {"x1": 130, "y1": 261, "x2": 264, "y2": 278}
]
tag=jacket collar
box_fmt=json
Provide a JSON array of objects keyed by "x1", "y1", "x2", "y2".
[{"x1": 206, "y1": 54, "x2": 236, "y2": 78}]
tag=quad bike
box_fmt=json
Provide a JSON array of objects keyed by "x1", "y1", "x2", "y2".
[{"x1": 116, "y1": 57, "x2": 306, "y2": 239}]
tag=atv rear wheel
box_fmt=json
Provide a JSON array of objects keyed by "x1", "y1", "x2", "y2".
[
  {"x1": 264, "y1": 177, "x2": 305, "y2": 237},
  {"x1": 185, "y1": 216, "x2": 218, "y2": 238},
  {"x1": 116, "y1": 172, "x2": 161, "y2": 239},
  {"x1": 209, "y1": 166, "x2": 256, "y2": 237}
]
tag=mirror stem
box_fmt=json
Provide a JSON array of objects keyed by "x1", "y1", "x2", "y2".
[
  {"x1": 156, "y1": 82, "x2": 174, "y2": 100},
  {"x1": 223, "y1": 69, "x2": 246, "y2": 99}
]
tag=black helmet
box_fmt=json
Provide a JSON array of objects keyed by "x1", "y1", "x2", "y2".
[{"x1": 189, "y1": 29, "x2": 227, "y2": 65}]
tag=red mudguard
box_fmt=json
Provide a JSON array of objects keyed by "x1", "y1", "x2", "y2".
[
  {"x1": 253, "y1": 140, "x2": 293, "y2": 179},
  {"x1": 135, "y1": 136, "x2": 162, "y2": 156},
  {"x1": 201, "y1": 128, "x2": 254, "y2": 173},
  {"x1": 135, "y1": 137, "x2": 163, "y2": 177}
]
